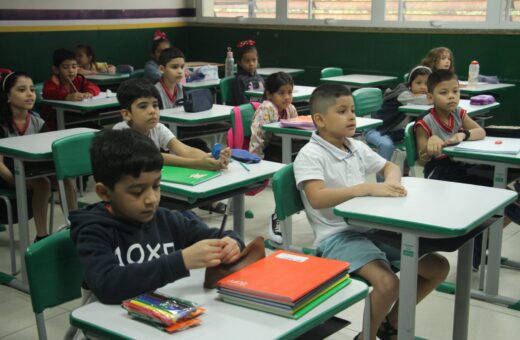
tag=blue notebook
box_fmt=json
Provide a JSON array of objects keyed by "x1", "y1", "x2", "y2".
[{"x1": 161, "y1": 166, "x2": 221, "y2": 186}]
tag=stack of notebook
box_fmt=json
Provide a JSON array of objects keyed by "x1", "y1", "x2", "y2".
[{"x1": 216, "y1": 250, "x2": 350, "y2": 319}]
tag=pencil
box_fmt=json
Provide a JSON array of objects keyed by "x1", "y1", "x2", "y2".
[
  {"x1": 67, "y1": 77, "x2": 79, "y2": 93},
  {"x1": 239, "y1": 161, "x2": 250, "y2": 172}
]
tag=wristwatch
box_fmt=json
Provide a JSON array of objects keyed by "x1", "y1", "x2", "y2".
[{"x1": 462, "y1": 129, "x2": 471, "y2": 141}]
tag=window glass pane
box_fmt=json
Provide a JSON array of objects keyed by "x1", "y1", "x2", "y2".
[
  {"x1": 385, "y1": 0, "x2": 486, "y2": 22},
  {"x1": 288, "y1": 0, "x2": 372, "y2": 20},
  {"x1": 205, "y1": 0, "x2": 276, "y2": 18},
  {"x1": 507, "y1": 0, "x2": 520, "y2": 22}
]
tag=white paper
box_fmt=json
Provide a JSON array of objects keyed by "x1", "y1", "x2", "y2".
[{"x1": 454, "y1": 137, "x2": 520, "y2": 154}]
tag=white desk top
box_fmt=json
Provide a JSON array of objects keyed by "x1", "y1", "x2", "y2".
[
  {"x1": 245, "y1": 85, "x2": 315, "y2": 101},
  {"x1": 444, "y1": 136, "x2": 520, "y2": 165},
  {"x1": 85, "y1": 74, "x2": 130, "y2": 81},
  {"x1": 184, "y1": 79, "x2": 221, "y2": 89},
  {"x1": 321, "y1": 74, "x2": 397, "y2": 86},
  {"x1": 257, "y1": 67, "x2": 305, "y2": 77},
  {"x1": 160, "y1": 160, "x2": 284, "y2": 200},
  {"x1": 398, "y1": 98, "x2": 500, "y2": 116},
  {"x1": 70, "y1": 269, "x2": 368, "y2": 340},
  {"x1": 334, "y1": 177, "x2": 517, "y2": 237},
  {"x1": 160, "y1": 104, "x2": 232, "y2": 124},
  {"x1": 263, "y1": 116, "x2": 382, "y2": 136},
  {"x1": 40, "y1": 95, "x2": 119, "y2": 111},
  {"x1": 0, "y1": 128, "x2": 97, "y2": 160},
  {"x1": 459, "y1": 81, "x2": 515, "y2": 94}
]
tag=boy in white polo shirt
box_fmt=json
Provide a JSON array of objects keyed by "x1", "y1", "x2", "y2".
[{"x1": 293, "y1": 84, "x2": 449, "y2": 340}]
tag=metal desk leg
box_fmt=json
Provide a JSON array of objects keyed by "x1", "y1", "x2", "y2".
[
  {"x1": 232, "y1": 193, "x2": 245, "y2": 240},
  {"x1": 281, "y1": 136, "x2": 292, "y2": 164},
  {"x1": 56, "y1": 108, "x2": 66, "y2": 130},
  {"x1": 453, "y1": 239, "x2": 473, "y2": 340},
  {"x1": 485, "y1": 216, "x2": 503, "y2": 296},
  {"x1": 398, "y1": 233, "x2": 419, "y2": 340}
]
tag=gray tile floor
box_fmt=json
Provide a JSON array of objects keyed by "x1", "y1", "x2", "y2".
[{"x1": 1, "y1": 172, "x2": 520, "y2": 339}]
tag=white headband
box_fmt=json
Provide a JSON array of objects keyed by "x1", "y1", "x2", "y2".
[
  {"x1": 1, "y1": 72, "x2": 15, "y2": 92},
  {"x1": 408, "y1": 66, "x2": 432, "y2": 84}
]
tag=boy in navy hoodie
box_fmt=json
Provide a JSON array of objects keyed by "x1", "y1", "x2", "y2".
[{"x1": 70, "y1": 129, "x2": 244, "y2": 305}]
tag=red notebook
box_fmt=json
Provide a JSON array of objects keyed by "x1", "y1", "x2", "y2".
[{"x1": 217, "y1": 250, "x2": 350, "y2": 303}]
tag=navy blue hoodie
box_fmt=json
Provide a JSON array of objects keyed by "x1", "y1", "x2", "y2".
[{"x1": 70, "y1": 202, "x2": 244, "y2": 304}]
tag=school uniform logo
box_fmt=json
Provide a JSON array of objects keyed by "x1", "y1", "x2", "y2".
[{"x1": 114, "y1": 242, "x2": 175, "y2": 265}]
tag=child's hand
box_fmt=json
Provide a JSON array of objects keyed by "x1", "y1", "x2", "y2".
[
  {"x1": 220, "y1": 236, "x2": 241, "y2": 264},
  {"x1": 82, "y1": 92, "x2": 93, "y2": 99},
  {"x1": 426, "y1": 135, "x2": 445, "y2": 156},
  {"x1": 182, "y1": 239, "x2": 225, "y2": 269},
  {"x1": 66, "y1": 92, "x2": 85, "y2": 101},
  {"x1": 218, "y1": 147, "x2": 231, "y2": 169},
  {"x1": 367, "y1": 183, "x2": 407, "y2": 197},
  {"x1": 200, "y1": 156, "x2": 227, "y2": 171},
  {"x1": 444, "y1": 132, "x2": 464, "y2": 146},
  {"x1": 107, "y1": 65, "x2": 117, "y2": 74}
]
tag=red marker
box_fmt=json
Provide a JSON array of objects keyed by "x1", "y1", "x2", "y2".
[{"x1": 495, "y1": 140, "x2": 503, "y2": 145}]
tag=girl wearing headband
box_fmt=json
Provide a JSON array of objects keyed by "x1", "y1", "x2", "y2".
[
  {"x1": 232, "y1": 39, "x2": 264, "y2": 105},
  {"x1": 144, "y1": 30, "x2": 171, "y2": 83},
  {"x1": 0, "y1": 72, "x2": 77, "y2": 242},
  {"x1": 365, "y1": 65, "x2": 432, "y2": 181}
]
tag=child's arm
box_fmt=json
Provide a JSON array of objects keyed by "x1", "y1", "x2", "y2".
[
  {"x1": 166, "y1": 138, "x2": 230, "y2": 171},
  {"x1": 445, "y1": 115, "x2": 485, "y2": 145},
  {"x1": 0, "y1": 156, "x2": 13, "y2": 185},
  {"x1": 397, "y1": 91, "x2": 430, "y2": 105},
  {"x1": 380, "y1": 161, "x2": 403, "y2": 185},
  {"x1": 415, "y1": 124, "x2": 444, "y2": 161},
  {"x1": 81, "y1": 78, "x2": 101, "y2": 96},
  {"x1": 249, "y1": 105, "x2": 275, "y2": 157},
  {"x1": 302, "y1": 179, "x2": 406, "y2": 210}
]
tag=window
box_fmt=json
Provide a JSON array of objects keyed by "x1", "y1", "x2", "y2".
[
  {"x1": 506, "y1": 0, "x2": 520, "y2": 22},
  {"x1": 288, "y1": 0, "x2": 372, "y2": 20},
  {"x1": 384, "y1": 0, "x2": 487, "y2": 23},
  {"x1": 202, "y1": 0, "x2": 276, "y2": 18}
]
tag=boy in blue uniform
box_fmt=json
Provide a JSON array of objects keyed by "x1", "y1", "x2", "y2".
[
  {"x1": 294, "y1": 84, "x2": 449, "y2": 340},
  {"x1": 70, "y1": 129, "x2": 243, "y2": 305}
]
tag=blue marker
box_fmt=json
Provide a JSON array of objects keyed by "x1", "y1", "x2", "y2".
[{"x1": 211, "y1": 143, "x2": 222, "y2": 160}]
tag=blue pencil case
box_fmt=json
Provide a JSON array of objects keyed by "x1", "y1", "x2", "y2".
[{"x1": 231, "y1": 149, "x2": 261, "y2": 163}]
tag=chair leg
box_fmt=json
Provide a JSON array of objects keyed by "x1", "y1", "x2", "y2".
[
  {"x1": 362, "y1": 294, "x2": 372, "y2": 340},
  {"x1": 48, "y1": 192, "x2": 55, "y2": 234},
  {"x1": 1, "y1": 196, "x2": 17, "y2": 275},
  {"x1": 35, "y1": 312, "x2": 48, "y2": 340}
]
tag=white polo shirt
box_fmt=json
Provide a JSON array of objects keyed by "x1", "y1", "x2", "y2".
[
  {"x1": 113, "y1": 121, "x2": 175, "y2": 151},
  {"x1": 294, "y1": 132, "x2": 386, "y2": 245}
]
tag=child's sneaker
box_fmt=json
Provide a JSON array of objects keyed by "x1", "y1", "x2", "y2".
[{"x1": 268, "y1": 213, "x2": 282, "y2": 244}]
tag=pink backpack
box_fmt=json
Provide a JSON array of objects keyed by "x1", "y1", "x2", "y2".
[{"x1": 227, "y1": 102, "x2": 261, "y2": 150}]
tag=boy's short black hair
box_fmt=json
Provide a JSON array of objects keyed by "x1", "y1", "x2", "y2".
[
  {"x1": 158, "y1": 47, "x2": 185, "y2": 66},
  {"x1": 309, "y1": 84, "x2": 352, "y2": 115},
  {"x1": 90, "y1": 129, "x2": 163, "y2": 189},
  {"x1": 116, "y1": 78, "x2": 160, "y2": 111},
  {"x1": 427, "y1": 69, "x2": 458, "y2": 93},
  {"x1": 53, "y1": 48, "x2": 76, "y2": 67}
]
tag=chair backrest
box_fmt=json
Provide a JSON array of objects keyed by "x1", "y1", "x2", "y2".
[
  {"x1": 352, "y1": 87, "x2": 383, "y2": 117},
  {"x1": 320, "y1": 67, "x2": 343, "y2": 78},
  {"x1": 404, "y1": 121, "x2": 417, "y2": 168},
  {"x1": 403, "y1": 72, "x2": 409, "y2": 83},
  {"x1": 228, "y1": 102, "x2": 260, "y2": 149},
  {"x1": 272, "y1": 164, "x2": 304, "y2": 221},
  {"x1": 52, "y1": 131, "x2": 96, "y2": 180},
  {"x1": 34, "y1": 82, "x2": 44, "y2": 102},
  {"x1": 219, "y1": 76, "x2": 235, "y2": 105},
  {"x1": 25, "y1": 228, "x2": 83, "y2": 314}
]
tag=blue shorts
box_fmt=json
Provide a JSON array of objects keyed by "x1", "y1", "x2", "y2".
[{"x1": 317, "y1": 230, "x2": 401, "y2": 273}]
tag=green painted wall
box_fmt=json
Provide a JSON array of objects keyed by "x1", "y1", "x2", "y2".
[{"x1": 1, "y1": 25, "x2": 519, "y2": 124}]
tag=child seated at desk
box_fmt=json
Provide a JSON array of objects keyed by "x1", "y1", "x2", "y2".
[
  {"x1": 69, "y1": 129, "x2": 243, "y2": 306},
  {"x1": 155, "y1": 47, "x2": 184, "y2": 109},
  {"x1": 421, "y1": 46, "x2": 455, "y2": 72},
  {"x1": 365, "y1": 65, "x2": 431, "y2": 181},
  {"x1": 113, "y1": 78, "x2": 230, "y2": 171},
  {"x1": 75, "y1": 44, "x2": 115, "y2": 75},
  {"x1": 144, "y1": 30, "x2": 171, "y2": 84},
  {"x1": 42, "y1": 48, "x2": 100, "y2": 130},
  {"x1": 294, "y1": 84, "x2": 449, "y2": 340},
  {"x1": 232, "y1": 39, "x2": 264, "y2": 105},
  {"x1": 0, "y1": 71, "x2": 77, "y2": 242}
]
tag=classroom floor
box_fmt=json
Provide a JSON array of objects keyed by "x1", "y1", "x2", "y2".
[{"x1": 1, "y1": 170, "x2": 520, "y2": 339}]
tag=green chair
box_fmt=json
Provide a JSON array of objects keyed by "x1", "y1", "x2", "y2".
[
  {"x1": 352, "y1": 87, "x2": 383, "y2": 117},
  {"x1": 320, "y1": 67, "x2": 343, "y2": 78},
  {"x1": 230, "y1": 103, "x2": 258, "y2": 143},
  {"x1": 25, "y1": 228, "x2": 83, "y2": 340},
  {"x1": 130, "y1": 68, "x2": 144, "y2": 79},
  {"x1": 269, "y1": 163, "x2": 316, "y2": 254},
  {"x1": 219, "y1": 76, "x2": 235, "y2": 105},
  {"x1": 403, "y1": 121, "x2": 417, "y2": 176},
  {"x1": 0, "y1": 189, "x2": 17, "y2": 275},
  {"x1": 52, "y1": 132, "x2": 96, "y2": 223},
  {"x1": 403, "y1": 72, "x2": 409, "y2": 83}
]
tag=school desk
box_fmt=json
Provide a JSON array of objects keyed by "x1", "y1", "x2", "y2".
[
  {"x1": 84, "y1": 73, "x2": 130, "y2": 86},
  {"x1": 262, "y1": 117, "x2": 383, "y2": 164},
  {"x1": 159, "y1": 104, "x2": 233, "y2": 141},
  {"x1": 40, "y1": 94, "x2": 120, "y2": 130},
  {"x1": 185, "y1": 61, "x2": 224, "y2": 68},
  {"x1": 398, "y1": 98, "x2": 500, "y2": 119},
  {"x1": 257, "y1": 67, "x2": 305, "y2": 77},
  {"x1": 458, "y1": 81, "x2": 516, "y2": 96},
  {"x1": 184, "y1": 79, "x2": 221, "y2": 90},
  {"x1": 0, "y1": 128, "x2": 97, "y2": 293},
  {"x1": 245, "y1": 85, "x2": 316, "y2": 102},
  {"x1": 320, "y1": 74, "x2": 398, "y2": 87},
  {"x1": 160, "y1": 160, "x2": 284, "y2": 240},
  {"x1": 333, "y1": 177, "x2": 517, "y2": 340},
  {"x1": 443, "y1": 137, "x2": 520, "y2": 307},
  {"x1": 70, "y1": 269, "x2": 369, "y2": 340}
]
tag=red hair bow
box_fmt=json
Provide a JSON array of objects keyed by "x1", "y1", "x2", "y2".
[
  {"x1": 237, "y1": 40, "x2": 256, "y2": 48},
  {"x1": 153, "y1": 30, "x2": 167, "y2": 41}
]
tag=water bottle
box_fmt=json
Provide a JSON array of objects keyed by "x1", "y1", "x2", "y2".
[
  {"x1": 468, "y1": 60, "x2": 480, "y2": 87},
  {"x1": 225, "y1": 47, "x2": 234, "y2": 77}
]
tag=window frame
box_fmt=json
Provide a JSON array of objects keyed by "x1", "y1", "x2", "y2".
[{"x1": 195, "y1": 0, "x2": 520, "y2": 30}]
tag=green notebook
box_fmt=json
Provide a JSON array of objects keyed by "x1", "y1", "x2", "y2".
[{"x1": 161, "y1": 166, "x2": 221, "y2": 186}]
